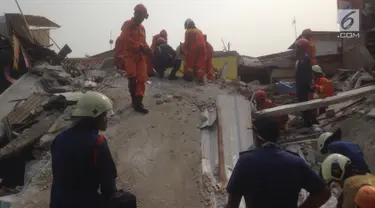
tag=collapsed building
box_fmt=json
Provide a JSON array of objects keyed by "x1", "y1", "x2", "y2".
[{"x1": 0, "y1": 13, "x2": 71, "y2": 94}]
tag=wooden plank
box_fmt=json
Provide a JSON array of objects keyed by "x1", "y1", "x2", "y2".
[
  {"x1": 255, "y1": 85, "x2": 375, "y2": 117},
  {"x1": 216, "y1": 106, "x2": 227, "y2": 189}
]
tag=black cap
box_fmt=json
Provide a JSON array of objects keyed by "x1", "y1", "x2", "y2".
[{"x1": 252, "y1": 116, "x2": 280, "y2": 142}]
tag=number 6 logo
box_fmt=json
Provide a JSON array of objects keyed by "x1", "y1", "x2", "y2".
[{"x1": 341, "y1": 10, "x2": 356, "y2": 30}]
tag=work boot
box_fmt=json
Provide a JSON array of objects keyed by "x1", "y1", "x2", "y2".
[
  {"x1": 168, "y1": 75, "x2": 178, "y2": 80},
  {"x1": 128, "y1": 78, "x2": 137, "y2": 108},
  {"x1": 183, "y1": 76, "x2": 193, "y2": 82},
  {"x1": 134, "y1": 96, "x2": 149, "y2": 114}
]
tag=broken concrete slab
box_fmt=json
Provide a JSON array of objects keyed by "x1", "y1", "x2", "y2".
[
  {"x1": 0, "y1": 113, "x2": 59, "y2": 160},
  {"x1": 256, "y1": 85, "x2": 375, "y2": 117},
  {"x1": 0, "y1": 73, "x2": 41, "y2": 123}
]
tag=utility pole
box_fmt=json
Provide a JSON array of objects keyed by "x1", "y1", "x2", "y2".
[
  {"x1": 14, "y1": 0, "x2": 34, "y2": 43},
  {"x1": 292, "y1": 16, "x2": 297, "y2": 40},
  {"x1": 109, "y1": 30, "x2": 113, "y2": 50}
]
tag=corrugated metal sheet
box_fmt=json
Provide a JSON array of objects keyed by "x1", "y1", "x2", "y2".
[
  {"x1": 217, "y1": 94, "x2": 253, "y2": 208},
  {"x1": 239, "y1": 56, "x2": 263, "y2": 68},
  {"x1": 4, "y1": 93, "x2": 45, "y2": 125}
]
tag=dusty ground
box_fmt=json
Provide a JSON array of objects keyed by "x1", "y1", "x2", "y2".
[{"x1": 11, "y1": 74, "x2": 229, "y2": 208}]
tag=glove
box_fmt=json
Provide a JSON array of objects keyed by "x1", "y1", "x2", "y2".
[{"x1": 139, "y1": 45, "x2": 151, "y2": 55}]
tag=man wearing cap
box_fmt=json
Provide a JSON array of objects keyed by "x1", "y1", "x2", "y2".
[
  {"x1": 226, "y1": 116, "x2": 331, "y2": 208},
  {"x1": 120, "y1": 4, "x2": 151, "y2": 114}
]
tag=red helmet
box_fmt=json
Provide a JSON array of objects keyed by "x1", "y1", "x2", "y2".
[
  {"x1": 156, "y1": 37, "x2": 166, "y2": 45},
  {"x1": 134, "y1": 4, "x2": 149, "y2": 19},
  {"x1": 302, "y1": 28, "x2": 312, "y2": 38},
  {"x1": 160, "y1": 30, "x2": 167, "y2": 39},
  {"x1": 254, "y1": 90, "x2": 267, "y2": 100},
  {"x1": 295, "y1": 38, "x2": 309, "y2": 50}
]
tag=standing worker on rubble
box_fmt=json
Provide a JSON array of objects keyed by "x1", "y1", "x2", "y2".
[
  {"x1": 50, "y1": 91, "x2": 136, "y2": 208},
  {"x1": 295, "y1": 38, "x2": 317, "y2": 127},
  {"x1": 226, "y1": 116, "x2": 331, "y2": 208},
  {"x1": 120, "y1": 4, "x2": 151, "y2": 114},
  {"x1": 301, "y1": 29, "x2": 317, "y2": 66},
  {"x1": 204, "y1": 34, "x2": 215, "y2": 81},
  {"x1": 181, "y1": 18, "x2": 207, "y2": 83},
  {"x1": 317, "y1": 128, "x2": 371, "y2": 173},
  {"x1": 321, "y1": 153, "x2": 375, "y2": 208},
  {"x1": 114, "y1": 36, "x2": 125, "y2": 72}
]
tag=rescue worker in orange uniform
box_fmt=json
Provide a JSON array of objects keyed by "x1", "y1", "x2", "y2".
[
  {"x1": 253, "y1": 90, "x2": 289, "y2": 130},
  {"x1": 311, "y1": 65, "x2": 334, "y2": 115},
  {"x1": 204, "y1": 34, "x2": 215, "y2": 81},
  {"x1": 181, "y1": 18, "x2": 207, "y2": 83},
  {"x1": 301, "y1": 28, "x2": 317, "y2": 66},
  {"x1": 120, "y1": 4, "x2": 151, "y2": 114},
  {"x1": 114, "y1": 36, "x2": 125, "y2": 72}
]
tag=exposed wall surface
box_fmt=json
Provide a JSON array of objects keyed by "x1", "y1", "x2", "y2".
[
  {"x1": 30, "y1": 29, "x2": 50, "y2": 47},
  {"x1": 171, "y1": 56, "x2": 238, "y2": 80}
]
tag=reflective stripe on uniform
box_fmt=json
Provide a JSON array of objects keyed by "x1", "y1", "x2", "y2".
[{"x1": 93, "y1": 135, "x2": 105, "y2": 167}]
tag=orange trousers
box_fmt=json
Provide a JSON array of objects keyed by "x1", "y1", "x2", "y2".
[
  {"x1": 184, "y1": 48, "x2": 206, "y2": 81},
  {"x1": 206, "y1": 65, "x2": 215, "y2": 81},
  {"x1": 146, "y1": 55, "x2": 154, "y2": 76},
  {"x1": 124, "y1": 56, "x2": 147, "y2": 96}
]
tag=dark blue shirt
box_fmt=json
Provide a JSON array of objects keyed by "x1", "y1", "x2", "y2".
[
  {"x1": 50, "y1": 128, "x2": 117, "y2": 208},
  {"x1": 295, "y1": 55, "x2": 313, "y2": 89},
  {"x1": 328, "y1": 141, "x2": 371, "y2": 173},
  {"x1": 226, "y1": 143, "x2": 326, "y2": 208}
]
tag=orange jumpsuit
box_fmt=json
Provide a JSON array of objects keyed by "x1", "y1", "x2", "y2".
[
  {"x1": 120, "y1": 18, "x2": 150, "y2": 96},
  {"x1": 205, "y1": 42, "x2": 215, "y2": 81},
  {"x1": 181, "y1": 28, "x2": 207, "y2": 81},
  {"x1": 114, "y1": 36, "x2": 125, "y2": 71},
  {"x1": 258, "y1": 99, "x2": 288, "y2": 130},
  {"x1": 307, "y1": 40, "x2": 317, "y2": 65},
  {"x1": 313, "y1": 77, "x2": 334, "y2": 98}
]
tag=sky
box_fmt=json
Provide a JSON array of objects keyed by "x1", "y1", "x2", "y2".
[{"x1": 2, "y1": 0, "x2": 338, "y2": 58}]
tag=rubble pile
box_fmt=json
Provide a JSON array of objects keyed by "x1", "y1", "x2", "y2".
[{"x1": 0, "y1": 62, "x2": 109, "y2": 197}]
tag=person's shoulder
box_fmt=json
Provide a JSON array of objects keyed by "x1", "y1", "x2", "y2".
[{"x1": 121, "y1": 20, "x2": 133, "y2": 30}]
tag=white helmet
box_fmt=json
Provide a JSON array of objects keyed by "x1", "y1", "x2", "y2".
[
  {"x1": 317, "y1": 132, "x2": 333, "y2": 152},
  {"x1": 312, "y1": 65, "x2": 324, "y2": 74},
  {"x1": 321, "y1": 153, "x2": 351, "y2": 182},
  {"x1": 72, "y1": 91, "x2": 114, "y2": 118}
]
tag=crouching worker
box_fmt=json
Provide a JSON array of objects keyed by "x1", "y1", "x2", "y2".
[
  {"x1": 152, "y1": 37, "x2": 182, "y2": 80},
  {"x1": 312, "y1": 65, "x2": 334, "y2": 115},
  {"x1": 253, "y1": 90, "x2": 288, "y2": 130},
  {"x1": 321, "y1": 154, "x2": 375, "y2": 208},
  {"x1": 227, "y1": 116, "x2": 331, "y2": 208},
  {"x1": 50, "y1": 91, "x2": 136, "y2": 208},
  {"x1": 317, "y1": 128, "x2": 371, "y2": 173}
]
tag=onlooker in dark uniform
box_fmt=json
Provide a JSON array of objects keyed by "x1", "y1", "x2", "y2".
[
  {"x1": 226, "y1": 116, "x2": 331, "y2": 208},
  {"x1": 50, "y1": 91, "x2": 136, "y2": 208}
]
